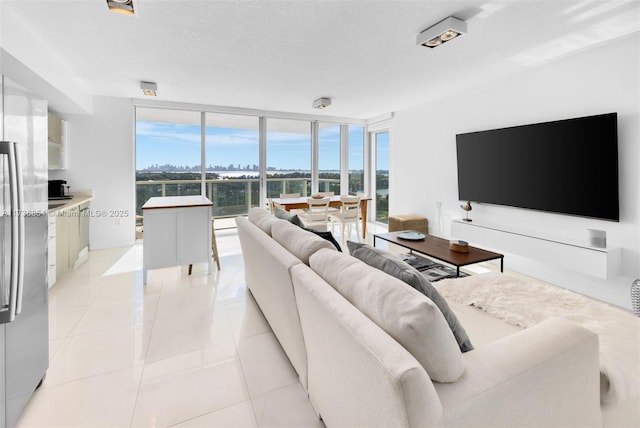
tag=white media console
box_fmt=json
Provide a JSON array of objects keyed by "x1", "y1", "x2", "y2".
[{"x1": 450, "y1": 219, "x2": 621, "y2": 279}]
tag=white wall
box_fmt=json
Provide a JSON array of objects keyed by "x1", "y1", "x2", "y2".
[
  {"x1": 49, "y1": 96, "x2": 136, "y2": 250},
  {"x1": 390, "y1": 34, "x2": 639, "y2": 309}
]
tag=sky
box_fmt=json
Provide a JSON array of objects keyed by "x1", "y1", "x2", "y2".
[{"x1": 136, "y1": 121, "x2": 388, "y2": 171}]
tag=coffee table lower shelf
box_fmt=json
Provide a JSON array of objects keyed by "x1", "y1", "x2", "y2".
[
  {"x1": 373, "y1": 232, "x2": 504, "y2": 279},
  {"x1": 399, "y1": 253, "x2": 469, "y2": 282}
]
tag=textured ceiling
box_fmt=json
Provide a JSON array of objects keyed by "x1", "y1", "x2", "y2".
[{"x1": 1, "y1": 0, "x2": 639, "y2": 119}]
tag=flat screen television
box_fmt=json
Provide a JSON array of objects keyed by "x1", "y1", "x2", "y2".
[{"x1": 456, "y1": 112, "x2": 619, "y2": 221}]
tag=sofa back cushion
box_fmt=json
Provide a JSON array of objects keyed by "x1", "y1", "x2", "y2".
[
  {"x1": 347, "y1": 241, "x2": 473, "y2": 352},
  {"x1": 235, "y1": 216, "x2": 309, "y2": 389},
  {"x1": 272, "y1": 220, "x2": 335, "y2": 265},
  {"x1": 310, "y1": 248, "x2": 465, "y2": 383},
  {"x1": 248, "y1": 207, "x2": 279, "y2": 235}
]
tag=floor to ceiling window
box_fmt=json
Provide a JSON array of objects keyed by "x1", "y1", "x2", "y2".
[
  {"x1": 135, "y1": 108, "x2": 202, "y2": 215},
  {"x1": 374, "y1": 130, "x2": 390, "y2": 223},
  {"x1": 205, "y1": 113, "x2": 260, "y2": 217},
  {"x1": 318, "y1": 123, "x2": 341, "y2": 194},
  {"x1": 265, "y1": 118, "x2": 311, "y2": 199},
  {"x1": 135, "y1": 105, "x2": 368, "y2": 224}
]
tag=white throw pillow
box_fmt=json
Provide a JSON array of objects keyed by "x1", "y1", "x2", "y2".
[
  {"x1": 309, "y1": 248, "x2": 465, "y2": 383},
  {"x1": 271, "y1": 220, "x2": 335, "y2": 265}
]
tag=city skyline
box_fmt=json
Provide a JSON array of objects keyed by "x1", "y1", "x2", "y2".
[{"x1": 136, "y1": 121, "x2": 388, "y2": 171}]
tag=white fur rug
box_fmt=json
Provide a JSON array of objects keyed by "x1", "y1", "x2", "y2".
[{"x1": 435, "y1": 273, "x2": 640, "y2": 404}]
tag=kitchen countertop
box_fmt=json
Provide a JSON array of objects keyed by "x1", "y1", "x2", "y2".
[
  {"x1": 142, "y1": 195, "x2": 212, "y2": 210},
  {"x1": 48, "y1": 191, "x2": 94, "y2": 213}
]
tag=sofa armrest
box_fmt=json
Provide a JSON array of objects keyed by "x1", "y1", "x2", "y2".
[
  {"x1": 434, "y1": 318, "x2": 602, "y2": 427},
  {"x1": 292, "y1": 264, "x2": 443, "y2": 428}
]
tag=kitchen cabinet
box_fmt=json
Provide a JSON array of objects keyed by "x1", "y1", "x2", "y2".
[
  {"x1": 48, "y1": 112, "x2": 66, "y2": 170},
  {"x1": 48, "y1": 194, "x2": 93, "y2": 283},
  {"x1": 56, "y1": 206, "x2": 79, "y2": 280}
]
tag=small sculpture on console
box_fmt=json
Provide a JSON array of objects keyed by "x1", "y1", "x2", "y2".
[{"x1": 460, "y1": 201, "x2": 472, "y2": 222}]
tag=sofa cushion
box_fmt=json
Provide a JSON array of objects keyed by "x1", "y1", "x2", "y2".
[
  {"x1": 347, "y1": 241, "x2": 473, "y2": 352},
  {"x1": 309, "y1": 248, "x2": 465, "y2": 383},
  {"x1": 272, "y1": 220, "x2": 336, "y2": 265},
  {"x1": 248, "y1": 207, "x2": 279, "y2": 235},
  {"x1": 274, "y1": 207, "x2": 305, "y2": 228}
]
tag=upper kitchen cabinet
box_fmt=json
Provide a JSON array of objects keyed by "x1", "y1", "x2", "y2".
[{"x1": 48, "y1": 111, "x2": 66, "y2": 170}]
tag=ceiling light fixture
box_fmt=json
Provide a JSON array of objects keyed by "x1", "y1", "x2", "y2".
[
  {"x1": 312, "y1": 97, "x2": 332, "y2": 109},
  {"x1": 106, "y1": 0, "x2": 135, "y2": 15},
  {"x1": 416, "y1": 17, "x2": 467, "y2": 48},
  {"x1": 140, "y1": 81, "x2": 158, "y2": 96}
]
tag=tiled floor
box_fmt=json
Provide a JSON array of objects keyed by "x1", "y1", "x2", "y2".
[{"x1": 16, "y1": 226, "x2": 336, "y2": 428}]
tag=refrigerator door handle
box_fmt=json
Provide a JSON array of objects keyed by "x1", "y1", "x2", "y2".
[
  {"x1": 15, "y1": 143, "x2": 25, "y2": 315},
  {"x1": 0, "y1": 141, "x2": 21, "y2": 323}
]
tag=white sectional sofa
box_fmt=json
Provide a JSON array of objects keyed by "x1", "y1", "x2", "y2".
[{"x1": 237, "y1": 208, "x2": 603, "y2": 427}]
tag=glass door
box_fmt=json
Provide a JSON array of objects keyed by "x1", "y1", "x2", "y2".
[
  {"x1": 318, "y1": 123, "x2": 341, "y2": 195},
  {"x1": 135, "y1": 108, "x2": 203, "y2": 216},
  {"x1": 348, "y1": 125, "x2": 365, "y2": 195},
  {"x1": 265, "y1": 118, "x2": 311, "y2": 200},
  {"x1": 205, "y1": 113, "x2": 260, "y2": 217}
]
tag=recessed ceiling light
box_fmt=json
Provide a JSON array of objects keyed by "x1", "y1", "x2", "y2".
[
  {"x1": 106, "y1": 0, "x2": 135, "y2": 15},
  {"x1": 312, "y1": 97, "x2": 332, "y2": 109},
  {"x1": 140, "y1": 81, "x2": 157, "y2": 96},
  {"x1": 417, "y1": 17, "x2": 467, "y2": 48}
]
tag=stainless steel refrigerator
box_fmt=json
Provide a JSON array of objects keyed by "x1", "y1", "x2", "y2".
[{"x1": 1, "y1": 76, "x2": 49, "y2": 427}]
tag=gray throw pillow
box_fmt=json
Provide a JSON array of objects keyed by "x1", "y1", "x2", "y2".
[
  {"x1": 274, "y1": 207, "x2": 304, "y2": 227},
  {"x1": 347, "y1": 241, "x2": 474, "y2": 352}
]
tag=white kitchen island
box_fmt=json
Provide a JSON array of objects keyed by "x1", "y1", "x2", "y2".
[{"x1": 142, "y1": 195, "x2": 213, "y2": 285}]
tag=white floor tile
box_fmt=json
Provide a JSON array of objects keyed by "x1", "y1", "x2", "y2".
[
  {"x1": 94, "y1": 274, "x2": 162, "y2": 301},
  {"x1": 45, "y1": 321, "x2": 152, "y2": 387},
  {"x1": 15, "y1": 366, "x2": 143, "y2": 428},
  {"x1": 252, "y1": 384, "x2": 324, "y2": 428},
  {"x1": 48, "y1": 304, "x2": 88, "y2": 340},
  {"x1": 48, "y1": 283, "x2": 100, "y2": 310},
  {"x1": 225, "y1": 292, "x2": 271, "y2": 341},
  {"x1": 70, "y1": 293, "x2": 160, "y2": 336},
  {"x1": 237, "y1": 332, "x2": 299, "y2": 398},
  {"x1": 48, "y1": 338, "x2": 65, "y2": 361},
  {"x1": 172, "y1": 401, "x2": 257, "y2": 428},
  {"x1": 145, "y1": 302, "x2": 234, "y2": 363},
  {"x1": 131, "y1": 345, "x2": 249, "y2": 427},
  {"x1": 19, "y1": 229, "x2": 316, "y2": 427}
]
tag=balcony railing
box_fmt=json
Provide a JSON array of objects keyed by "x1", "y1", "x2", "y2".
[{"x1": 136, "y1": 177, "x2": 341, "y2": 217}]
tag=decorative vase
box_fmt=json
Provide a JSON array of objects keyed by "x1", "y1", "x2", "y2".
[{"x1": 632, "y1": 279, "x2": 640, "y2": 317}]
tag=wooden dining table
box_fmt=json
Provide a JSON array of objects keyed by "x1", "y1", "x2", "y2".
[{"x1": 271, "y1": 195, "x2": 372, "y2": 238}]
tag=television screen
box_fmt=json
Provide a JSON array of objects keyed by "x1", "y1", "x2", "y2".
[{"x1": 456, "y1": 113, "x2": 619, "y2": 221}]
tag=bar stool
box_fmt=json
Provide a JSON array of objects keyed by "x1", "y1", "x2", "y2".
[{"x1": 188, "y1": 218, "x2": 220, "y2": 274}]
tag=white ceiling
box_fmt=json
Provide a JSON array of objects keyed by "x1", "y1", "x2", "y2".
[{"x1": 2, "y1": 0, "x2": 639, "y2": 119}]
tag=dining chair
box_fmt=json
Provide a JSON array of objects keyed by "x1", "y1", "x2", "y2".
[
  {"x1": 280, "y1": 192, "x2": 301, "y2": 198},
  {"x1": 329, "y1": 195, "x2": 361, "y2": 245},
  {"x1": 298, "y1": 197, "x2": 330, "y2": 231},
  {"x1": 317, "y1": 191, "x2": 340, "y2": 212}
]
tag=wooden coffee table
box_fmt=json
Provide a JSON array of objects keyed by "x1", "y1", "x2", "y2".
[{"x1": 373, "y1": 232, "x2": 504, "y2": 277}]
